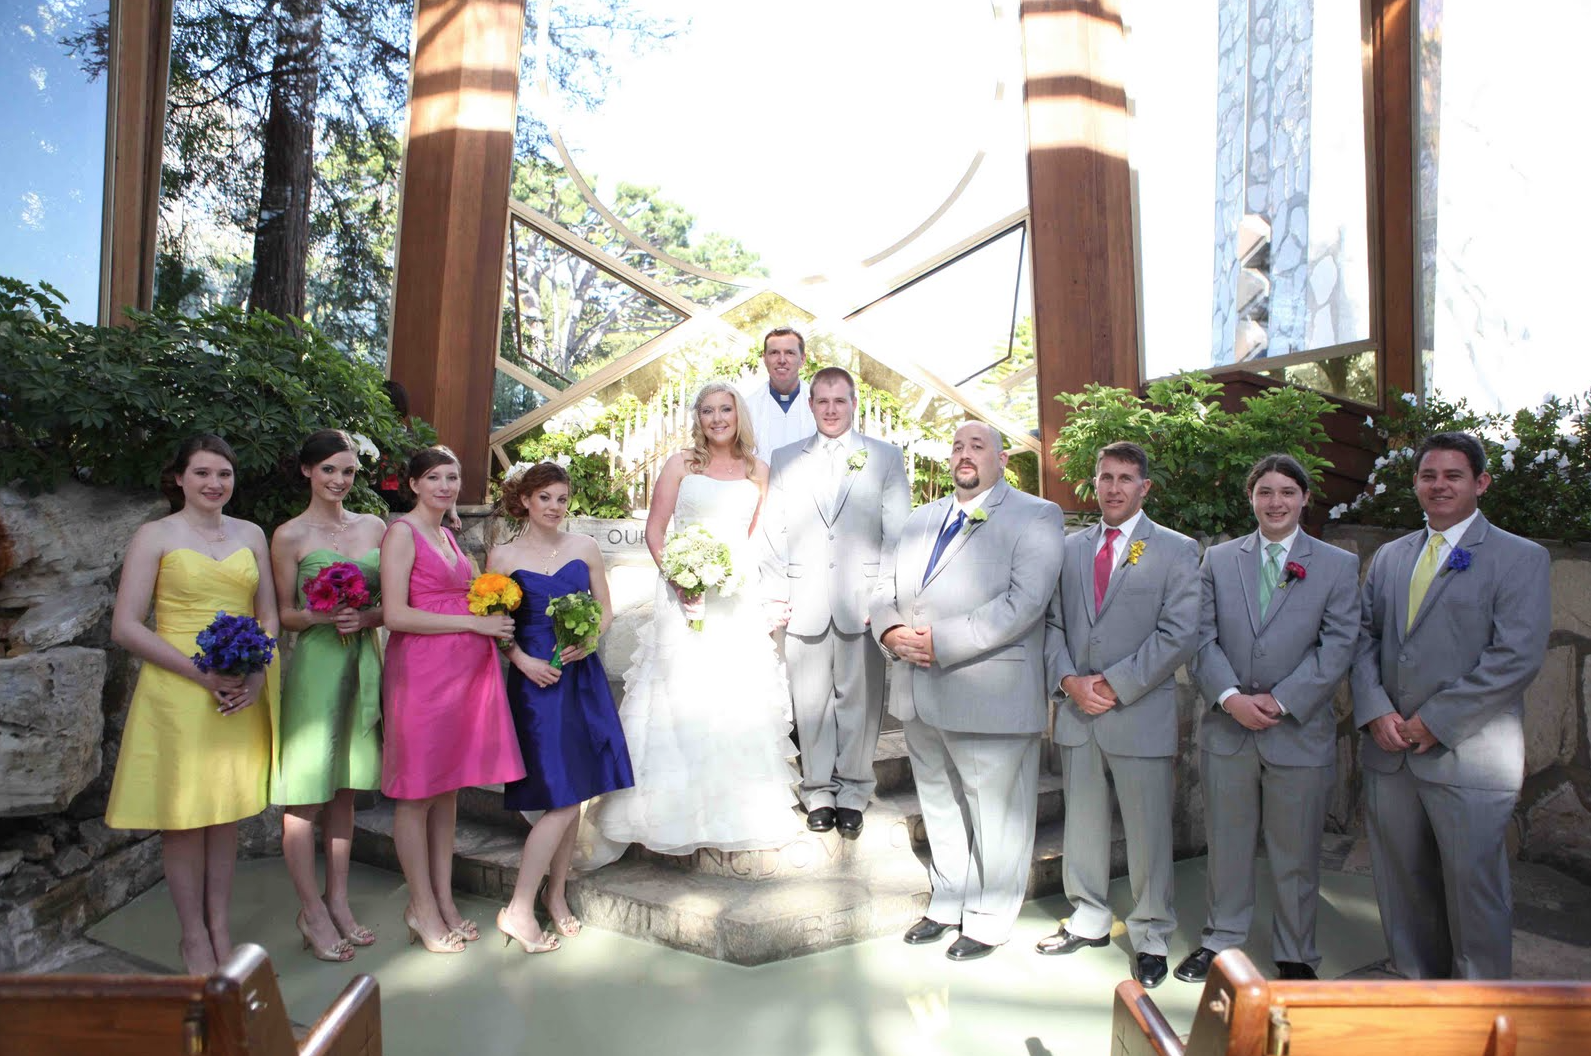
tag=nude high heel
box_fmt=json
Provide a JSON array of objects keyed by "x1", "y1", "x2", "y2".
[{"x1": 497, "y1": 908, "x2": 560, "y2": 954}]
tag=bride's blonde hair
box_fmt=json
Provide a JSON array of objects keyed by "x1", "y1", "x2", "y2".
[{"x1": 685, "y1": 380, "x2": 758, "y2": 478}]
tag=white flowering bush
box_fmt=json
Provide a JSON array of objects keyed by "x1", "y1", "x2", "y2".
[{"x1": 1332, "y1": 389, "x2": 1591, "y2": 543}]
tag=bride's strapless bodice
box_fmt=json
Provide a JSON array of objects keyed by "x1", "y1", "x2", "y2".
[{"x1": 671, "y1": 474, "x2": 759, "y2": 547}]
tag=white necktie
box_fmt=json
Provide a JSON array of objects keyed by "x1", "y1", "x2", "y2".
[{"x1": 824, "y1": 439, "x2": 843, "y2": 511}]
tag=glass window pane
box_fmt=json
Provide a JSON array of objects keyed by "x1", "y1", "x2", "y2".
[
  {"x1": 1128, "y1": 0, "x2": 1372, "y2": 378},
  {"x1": 1417, "y1": 0, "x2": 1591, "y2": 412},
  {"x1": 1258, "y1": 349, "x2": 1377, "y2": 404},
  {"x1": 0, "y1": 0, "x2": 110, "y2": 322}
]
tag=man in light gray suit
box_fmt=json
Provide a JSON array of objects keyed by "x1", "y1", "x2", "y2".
[
  {"x1": 1038, "y1": 441, "x2": 1200, "y2": 988},
  {"x1": 1175, "y1": 454, "x2": 1360, "y2": 984},
  {"x1": 871, "y1": 421, "x2": 1064, "y2": 961},
  {"x1": 763, "y1": 366, "x2": 910, "y2": 833},
  {"x1": 1351, "y1": 431, "x2": 1550, "y2": 980}
]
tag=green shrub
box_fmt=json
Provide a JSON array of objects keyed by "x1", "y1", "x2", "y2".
[
  {"x1": 0, "y1": 276, "x2": 434, "y2": 530},
  {"x1": 511, "y1": 429, "x2": 636, "y2": 520},
  {"x1": 1333, "y1": 388, "x2": 1591, "y2": 543},
  {"x1": 1050, "y1": 372, "x2": 1335, "y2": 539}
]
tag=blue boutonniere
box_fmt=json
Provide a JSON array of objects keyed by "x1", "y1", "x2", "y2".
[{"x1": 1442, "y1": 547, "x2": 1473, "y2": 576}]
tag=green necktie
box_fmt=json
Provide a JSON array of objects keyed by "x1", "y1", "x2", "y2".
[
  {"x1": 1258, "y1": 541, "x2": 1284, "y2": 616},
  {"x1": 1407, "y1": 531, "x2": 1446, "y2": 632}
]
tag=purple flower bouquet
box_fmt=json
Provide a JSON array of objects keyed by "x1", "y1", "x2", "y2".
[{"x1": 192, "y1": 611, "x2": 278, "y2": 677}]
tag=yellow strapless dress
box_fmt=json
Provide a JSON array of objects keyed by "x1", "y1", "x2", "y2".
[{"x1": 106, "y1": 548, "x2": 277, "y2": 830}]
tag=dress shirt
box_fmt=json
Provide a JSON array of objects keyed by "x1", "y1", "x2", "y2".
[
  {"x1": 1415, "y1": 508, "x2": 1481, "y2": 587},
  {"x1": 949, "y1": 484, "x2": 994, "y2": 526},
  {"x1": 1218, "y1": 526, "x2": 1301, "y2": 713},
  {"x1": 1094, "y1": 510, "x2": 1144, "y2": 575}
]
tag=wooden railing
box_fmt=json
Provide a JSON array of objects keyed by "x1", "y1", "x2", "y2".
[
  {"x1": 0, "y1": 943, "x2": 380, "y2": 1056},
  {"x1": 1111, "y1": 949, "x2": 1591, "y2": 1056}
]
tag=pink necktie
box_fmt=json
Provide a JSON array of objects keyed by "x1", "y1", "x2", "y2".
[{"x1": 1094, "y1": 527, "x2": 1122, "y2": 614}]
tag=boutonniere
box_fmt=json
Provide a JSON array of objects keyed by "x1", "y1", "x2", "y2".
[
  {"x1": 846, "y1": 449, "x2": 868, "y2": 474},
  {"x1": 1126, "y1": 540, "x2": 1146, "y2": 565},
  {"x1": 1282, "y1": 560, "x2": 1306, "y2": 587},
  {"x1": 1441, "y1": 547, "x2": 1473, "y2": 576},
  {"x1": 963, "y1": 507, "x2": 988, "y2": 533}
]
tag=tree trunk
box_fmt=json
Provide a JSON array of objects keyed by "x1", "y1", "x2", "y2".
[{"x1": 248, "y1": 0, "x2": 324, "y2": 319}]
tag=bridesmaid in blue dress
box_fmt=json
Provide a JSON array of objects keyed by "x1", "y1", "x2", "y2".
[{"x1": 486, "y1": 461, "x2": 634, "y2": 954}]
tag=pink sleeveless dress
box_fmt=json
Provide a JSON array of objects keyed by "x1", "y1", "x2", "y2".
[{"x1": 380, "y1": 524, "x2": 526, "y2": 799}]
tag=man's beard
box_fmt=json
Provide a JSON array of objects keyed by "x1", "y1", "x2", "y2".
[{"x1": 955, "y1": 466, "x2": 979, "y2": 490}]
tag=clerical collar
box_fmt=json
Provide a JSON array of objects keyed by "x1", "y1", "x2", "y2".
[{"x1": 770, "y1": 380, "x2": 801, "y2": 414}]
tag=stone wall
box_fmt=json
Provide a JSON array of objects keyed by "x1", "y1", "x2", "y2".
[{"x1": 0, "y1": 484, "x2": 283, "y2": 970}]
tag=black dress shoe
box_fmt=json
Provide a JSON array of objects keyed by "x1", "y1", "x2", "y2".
[
  {"x1": 1135, "y1": 953, "x2": 1169, "y2": 989},
  {"x1": 946, "y1": 936, "x2": 997, "y2": 961},
  {"x1": 1034, "y1": 928, "x2": 1110, "y2": 956},
  {"x1": 903, "y1": 917, "x2": 956, "y2": 945},
  {"x1": 806, "y1": 807, "x2": 836, "y2": 832},
  {"x1": 1173, "y1": 947, "x2": 1219, "y2": 983},
  {"x1": 1275, "y1": 961, "x2": 1318, "y2": 980},
  {"x1": 835, "y1": 807, "x2": 863, "y2": 834}
]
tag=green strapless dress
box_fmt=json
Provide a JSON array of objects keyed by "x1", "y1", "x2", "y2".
[{"x1": 271, "y1": 548, "x2": 383, "y2": 805}]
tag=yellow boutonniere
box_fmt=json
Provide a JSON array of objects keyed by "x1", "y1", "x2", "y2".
[{"x1": 1126, "y1": 540, "x2": 1146, "y2": 565}]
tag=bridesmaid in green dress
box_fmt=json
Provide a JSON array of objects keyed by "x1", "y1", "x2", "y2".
[{"x1": 269, "y1": 430, "x2": 387, "y2": 961}]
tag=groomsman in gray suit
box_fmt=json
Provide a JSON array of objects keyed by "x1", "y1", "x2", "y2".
[
  {"x1": 1038, "y1": 441, "x2": 1200, "y2": 988},
  {"x1": 1175, "y1": 454, "x2": 1360, "y2": 984},
  {"x1": 763, "y1": 366, "x2": 910, "y2": 833},
  {"x1": 1351, "y1": 431, "x2": 1550, "y2": 980},
  {"x1": 872, "y1": 422, "x2": 1064, "y2": 960}
]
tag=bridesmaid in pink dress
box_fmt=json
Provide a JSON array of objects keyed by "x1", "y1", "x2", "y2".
[{"x1": 380, "y1": 445, "x2": 525, "y2": 953}]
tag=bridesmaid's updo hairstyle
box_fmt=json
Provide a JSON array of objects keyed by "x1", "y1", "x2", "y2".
[
  {"x1": 403, "y1": 445, "x2": 461, "y2": 498},
  {"x1": 498, "y1": 461, "x2": 571, "y2": 519},
  {"x1": 161, "y1": 433, "x2": 239, "y2": 512},
  {"x1": 297, "y1": 428, "x2": 358, "y2": 472}
]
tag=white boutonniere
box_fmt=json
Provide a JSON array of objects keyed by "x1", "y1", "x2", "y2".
[
  {"x1": 846, "y1": 449, "x2": 868, "y2": 474},
  {"x1": 963, "y1": 507, "x2": 988, "y2": 534}
]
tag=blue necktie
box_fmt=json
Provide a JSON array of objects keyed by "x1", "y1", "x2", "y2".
[{"x1": 922, "y1": 510, "x2": 967, "y2": 586}]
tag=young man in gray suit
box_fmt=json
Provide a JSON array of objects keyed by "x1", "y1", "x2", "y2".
[
  {"x1": 763, "y1": 367, "x2": 910, "y2": 833},
  {"x1": 1038, "y1": 441, "x2": 1200, "y2": 988},
  {"x1": 871, "y1": 421, "x2": 1065, "y2": 960},
  {"x1": 1175, "y1": 454, "x2": 1360, "y2": 984},
  {"x1": 1351, "y1": 431, "x2": 1550, "y2": 980}
]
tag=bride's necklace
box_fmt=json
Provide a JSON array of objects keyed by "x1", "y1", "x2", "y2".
[{"x1": 181, "y1": 512, "x2": 229, "y2": 559}]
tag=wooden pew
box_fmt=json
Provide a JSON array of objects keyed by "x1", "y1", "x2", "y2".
[
  {"x1": 1112, "y1": 949, "x2": 1591, "y2": 1056},
  {"x1": 0, "y1": 942, "x2": 380, "y2": 1055}
]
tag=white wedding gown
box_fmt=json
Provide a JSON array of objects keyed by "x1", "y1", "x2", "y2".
[{"x1": 578, "y1": 474, "x2": 799, "y2": 868}]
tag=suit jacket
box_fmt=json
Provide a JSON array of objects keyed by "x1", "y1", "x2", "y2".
[
  {"x1": 1045, "y1": 516, "x2": 1201, "y2": 758},
  {"x1": 1189, "y1": 530, "x2": 1361, "y2": 767},
  {"x1": 761, "y1": 433, "x2": 910, "y2": 636},
  {"x1": 869, "y1": 481, "x2": 1065, "y2": 735},
  {"x1": 1349, "y1": 512, "x2": 1550, "y2": 792}
]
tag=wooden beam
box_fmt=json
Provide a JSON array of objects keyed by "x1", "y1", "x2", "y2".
[
  {"x1": 1021, "y1": 0, "x2": 1138, "y2": 507},
  {"x1": 103, "y1": 0, "x2": 173, "y2": 325},
  {"x1": 389, "y1": 0, "x2": 526, "y2": 503},
  {"x1": 1371, "y1": 0, "x2": 1418, "y2": 401}
]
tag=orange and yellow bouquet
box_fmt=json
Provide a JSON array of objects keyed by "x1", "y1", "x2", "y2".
[{"x1": 466, "y1": 572, "x2": 524, "y2": 653}]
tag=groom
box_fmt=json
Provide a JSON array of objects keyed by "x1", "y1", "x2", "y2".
[
  {"x1": 872, "y1": 422, "x2": 1065, "y2": 960},
  {"x1": 762, "y1": 367, "x2": 910, "y2": 833}
]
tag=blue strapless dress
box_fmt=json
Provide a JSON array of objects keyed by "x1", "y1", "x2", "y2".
[{"x1": 503, "y1": 562, "x2": 634, "y2": 811}]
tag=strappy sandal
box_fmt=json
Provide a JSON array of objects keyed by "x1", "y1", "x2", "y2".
[{"x1": 297, "y1": 912, "x2": 355, "y2": 962}]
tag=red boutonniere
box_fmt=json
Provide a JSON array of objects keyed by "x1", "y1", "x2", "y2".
[{"x1": 1282, "y1": 561, "x2": 1306, "y2": 587}]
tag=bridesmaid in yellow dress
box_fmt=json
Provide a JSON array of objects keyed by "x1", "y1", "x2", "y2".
[
  {"x1": 106, "y1": 434, "x2": 279, "y2": 975},
  {"x1": 269, "y1": 429, "x2": 387, "y2": 962}
]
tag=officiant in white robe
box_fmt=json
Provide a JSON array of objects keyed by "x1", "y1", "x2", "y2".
[{"x1": 743, "y1": 326, "x2": 816, "y2": 461}]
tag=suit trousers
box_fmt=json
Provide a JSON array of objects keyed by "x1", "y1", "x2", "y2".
[
  {"x1": 1060, "y1": 739, "x2": 1177, "y2": 954},
  {"x1": 786, "y1": 624, "x2": 884, "y2": 811},
  {"x1": 905, "y1": 718, "x2": 1039, "y2": 945},
  {"x1": 1365, "y1": 765, "x2": 1516, "y2": 979},
  {"x1": 1199, "y1": 741, "x2": 1334, "y2": 967}
]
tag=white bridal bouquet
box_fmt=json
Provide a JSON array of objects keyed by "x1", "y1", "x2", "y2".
[{"x1": 660, "y1": 524, "x2": 740, "y2": 631}]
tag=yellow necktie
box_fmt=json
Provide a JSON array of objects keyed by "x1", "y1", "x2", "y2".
[{"x1": 1406, "y1": 531, "x2": 1446, "y2": 632}]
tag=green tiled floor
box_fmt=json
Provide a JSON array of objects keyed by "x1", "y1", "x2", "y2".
[{"x1": 88, "y1": 857, "x2": 1387, "y2": 1056}]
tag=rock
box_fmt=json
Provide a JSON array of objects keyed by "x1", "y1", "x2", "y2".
[
  {"x1": 0, "y1": 861, "x2": 50, "y2": 903},
  {"x1": 0, "y1": 648, "x2": 107, "y2": 816},
  {"x1": 1522, "y1": 781, "x2": 1591, "y2": 887},
  {"x1": 1524, "y1": 645, "x2": 1578, "y2": 774},
  {"x1": 77, "y1": 817, "x2": 133, "y2": 860},
  {"x1": 8, "y1": 586, "x2": 113, "y2": 653},
  {"x1": 0, "y1": 482, "x2": 166, "y2": 607},
  {"x1": 0, "y1": 849, "x2": 21, "y2": 879},
  {"x1": 1550, "y1": 556, "x2": 1591, "y2": 639},
  {"x1": 49, "y1": 845, "x2": 91, "y2": 877},
  {"x1": 4, "y1": 832, "x2": 54, "y2": 862},
  {"x1": 237, "y1": 806, "x2": 284, "y2": 858}
]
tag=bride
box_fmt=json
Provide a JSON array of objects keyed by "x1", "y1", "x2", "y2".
[{"x1": 579, "y1": 380, "x2": 799, "y2": 867}]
